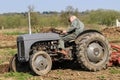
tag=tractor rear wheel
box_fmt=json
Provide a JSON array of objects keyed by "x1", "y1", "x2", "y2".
[
  {"x1": 29, "y1": 51, "x2": 52, "y2": 75},
  {"x1": 75, "y1": 32, "x2": 110, "y2": 71}
]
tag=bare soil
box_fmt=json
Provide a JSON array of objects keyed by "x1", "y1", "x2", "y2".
[
  {"x1": 0, "y1": 33, "x2": 16, "y2": 49},
  {"x1": 102, "y1": 27, "x2": 120, "y2": 41},
  {"x1": 0, "y1": 63, "x2": 10, "y2": 73}
]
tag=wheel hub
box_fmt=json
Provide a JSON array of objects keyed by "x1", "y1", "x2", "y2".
[
  {"x1": 34, "y1": 56, "x2": 48, "y2": 71},
  {"x1": 87, "y1": 42, "x2": 104, "y2": 63}
]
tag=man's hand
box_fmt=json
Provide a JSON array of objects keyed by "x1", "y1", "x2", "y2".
[{"x1": 62, "y1": 30, "x2": 67, "y2": 34}]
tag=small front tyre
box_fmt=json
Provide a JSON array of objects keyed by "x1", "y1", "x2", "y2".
[{"x1": 30, "y1": 51, "x2": 52, "y2": 75}]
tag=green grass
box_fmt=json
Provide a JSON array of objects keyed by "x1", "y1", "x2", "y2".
[
  {"x1": 109, "y1": 68, "x2": 120, "y2": 74},
  {"x1": 4, "y1": 48, "x2": 17, "y2": 56},
  {"x1": 3, "y1": 32, "x2": 27, "y2": 35},
  {"x1": 56, "y1": 71, "x2": 63, "y2": 74},
  {"x1": 0, "y1": 48, "x2": 17, "y2": 64},
  {"x1": 108, "y1": 37, "x2": 120, "y2": 42},
  {"x1": 0, "y1": 48, "x2": 17, "y2": 56},
  {"x1": 85, "y1": 24, "x2": 104, "y2": 31},
  {"x1": 97, "y1": 75, "x2": 106, "y2": 80},
  {"x1": 4, "y1": 72, "x2": 32, "y2": 80}
]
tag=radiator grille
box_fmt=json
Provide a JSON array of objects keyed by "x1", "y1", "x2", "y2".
[{"x1": 17, "y1": 40, "x2": 25, "y2": 58}]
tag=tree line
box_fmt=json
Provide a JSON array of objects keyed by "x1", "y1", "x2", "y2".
[{"x1": 0, "y1": 6, "x2": 120, "y2": 30}]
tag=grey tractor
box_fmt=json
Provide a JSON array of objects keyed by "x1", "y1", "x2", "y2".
[{"x1": 10, "y1": 29, "x2": 110, "y2": 75}]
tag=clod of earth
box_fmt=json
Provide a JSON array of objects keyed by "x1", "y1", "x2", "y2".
[{"x1": 0, "y1": 63, "x2": 10, "y2": 73}]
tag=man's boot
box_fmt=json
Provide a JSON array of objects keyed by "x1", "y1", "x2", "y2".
[
  {"x1": 60, "y1": 49, "x2": 68, "y2": 56},
  {"x1": 58, "y1": 49, "x2": 70, "y2": 59}
]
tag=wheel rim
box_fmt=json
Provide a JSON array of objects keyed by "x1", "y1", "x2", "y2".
[
  {"x1": 87, "y1": 41, "x2": 105, "y2": 63},
  {"x1": 33, "y1": 54, "x2": 48, "y2": 71}
]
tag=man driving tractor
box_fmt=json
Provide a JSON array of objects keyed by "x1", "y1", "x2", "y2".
[{"x1": 59, "y1": 15, "x2": 84, "y2": 57}]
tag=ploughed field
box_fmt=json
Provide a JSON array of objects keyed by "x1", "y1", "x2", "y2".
[{"x1": 0, "y1": 27, "x2": 120, "y2": 80}]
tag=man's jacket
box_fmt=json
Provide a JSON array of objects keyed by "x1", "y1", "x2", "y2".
[{"x1": 67, "y1": 18, "x2": 84, "y2": 36}]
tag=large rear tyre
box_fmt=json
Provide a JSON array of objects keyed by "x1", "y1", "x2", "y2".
[
  {"x1": 9, "y1": 54, "x2": 30, "y2": 72},
  {"x1": 29, "y1": 51, "x2": 52, "y2": 75},
  {"x1": 75, "y1": 32, "x2": 110, "y2": 71}
]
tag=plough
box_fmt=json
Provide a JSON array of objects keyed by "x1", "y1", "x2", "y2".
[{"x1": 108, "y1": 43, "x2": 120, "y2": 66}]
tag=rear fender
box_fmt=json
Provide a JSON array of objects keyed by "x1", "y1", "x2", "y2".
[
  {"x1": 76, "y1": 29, "x2": 103, "y2": 38},
  {"x1": 75, "y1": 29, "x2": 103, "y2": 44}
]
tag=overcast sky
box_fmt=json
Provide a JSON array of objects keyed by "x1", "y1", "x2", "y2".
[{"x1": 0, "y1": 0, "x2": 120, "y2": 13}]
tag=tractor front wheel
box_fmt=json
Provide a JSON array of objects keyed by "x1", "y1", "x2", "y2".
[{"x1": 29, "y1": 51, "x2": 52, "y2": 75}]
